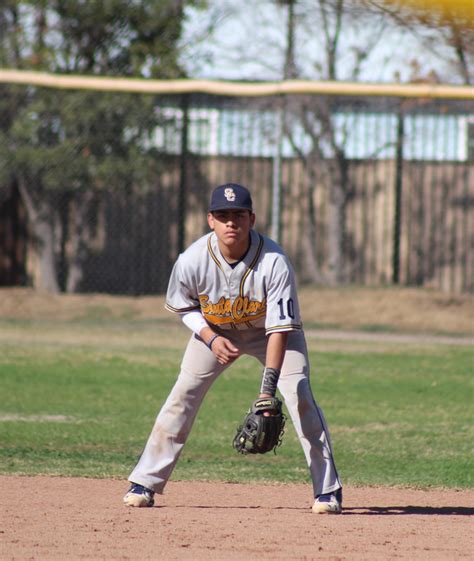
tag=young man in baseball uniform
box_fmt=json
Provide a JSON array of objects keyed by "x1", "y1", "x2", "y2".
[{"x1": 124, "y1": 183, "x2": 342, "y2": 514}]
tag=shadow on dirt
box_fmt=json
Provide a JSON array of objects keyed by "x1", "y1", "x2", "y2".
[{"x1": 343, "y1": 505, "x2": 474, "y2": 516}]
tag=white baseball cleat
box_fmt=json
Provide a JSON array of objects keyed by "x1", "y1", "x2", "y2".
[
  {"x1": 123, "y1": 483, "x2": 155, "y2": 507},
  {"x1": 312, "y1": 488, "x2": 342, "y2": 514}
]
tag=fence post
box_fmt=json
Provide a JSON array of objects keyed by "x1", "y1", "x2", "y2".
[
  {"x1": 178, "y1": 94, "x2": 189, "y2": 254},
  {"x1": 271, "y1": 99, "x2": 283, "y2": 243},
  {"x1": 392, "y1": 108, "x2": 404, "y2": 284}
]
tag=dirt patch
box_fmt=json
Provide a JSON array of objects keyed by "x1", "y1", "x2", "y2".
[
  {"x1": 297, "y1": 286, "x2": 474, "y2": 336},
  {"x1": 2, "y1": 476, "x2": 472, "y2": 561}
]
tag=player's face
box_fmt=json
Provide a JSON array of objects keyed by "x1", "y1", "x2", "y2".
[{"x1": 208, "y1": 209, "x2": 255, "y2": 257}]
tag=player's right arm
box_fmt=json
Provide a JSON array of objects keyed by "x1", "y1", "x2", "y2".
[
  {"x1": 166, "y1": 247, "x2": 239, "y2": 365},
  {"x1": 199, "y1": 325, "x2": 240, "y2": 365},
  {"x1": 180, "y1": 309, "x2": 239, "y2": 365}
]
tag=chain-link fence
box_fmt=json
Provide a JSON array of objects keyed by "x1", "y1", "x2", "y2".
[{"x1": 0, "y1": 77, "x2": 473, "y2": 294}]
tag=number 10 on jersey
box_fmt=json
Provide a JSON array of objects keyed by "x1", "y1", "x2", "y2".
[{"x1": 277, "y1": 298, "x2": 295, "y2": 320}]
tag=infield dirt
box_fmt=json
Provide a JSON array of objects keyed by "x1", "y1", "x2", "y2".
[{"x1": 2, "y1": 476, "x2": 473, "y2": 561}]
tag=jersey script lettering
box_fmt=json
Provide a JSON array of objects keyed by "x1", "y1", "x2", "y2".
[{"x1": 199, "y1": 295, "x2": 267, "y2": 325}]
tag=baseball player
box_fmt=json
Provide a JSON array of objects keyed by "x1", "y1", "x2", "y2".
[{"x1": 124, "y1": 183, "x2": 343, "y2": 514}]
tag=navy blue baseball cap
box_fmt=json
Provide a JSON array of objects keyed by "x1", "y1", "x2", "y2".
[{"x1": 208, "y1": 183, "x2": 253, "y2": 212}]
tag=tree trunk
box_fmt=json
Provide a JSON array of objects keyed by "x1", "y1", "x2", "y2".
[
  {"x1": 66, "y1": 262, "x2": 83, "y2": 293},
  {"x1": 35, "y1": 218, "x2": 60, "y2": 293},
  {"x1": 65, "y1": 191, "x2": 95, "y2": 293},
  {"x1": 17, "y1": 180, "x2": 60, "y2": 293}
]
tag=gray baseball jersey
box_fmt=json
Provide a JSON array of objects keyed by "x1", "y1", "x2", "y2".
[{"x1": 165, "y1": 229, "x2": 302, "y2": 334}]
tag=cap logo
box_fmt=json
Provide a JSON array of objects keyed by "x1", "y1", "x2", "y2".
[{"x1": 224, "y1": 187, "x2": 236, "y2": 202}]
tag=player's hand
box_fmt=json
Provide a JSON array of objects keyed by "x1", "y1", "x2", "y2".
[
  {"x1": 258, "y1": 393, "x2": 273, "y2": 416},
  {"x1": 211, "y1": 336, "x2": 240, "y2": 365}
]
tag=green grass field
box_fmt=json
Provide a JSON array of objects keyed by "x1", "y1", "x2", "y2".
[{"x1": 1, "y1": 313, "x2": 472, "y2": 489}]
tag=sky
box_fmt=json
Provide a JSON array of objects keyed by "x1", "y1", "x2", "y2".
[{"x1": 179, "y1": 0, "x2": 461, "y2": 84}]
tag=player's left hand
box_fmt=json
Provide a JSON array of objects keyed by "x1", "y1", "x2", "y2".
[
  {"x1": 233, "y1": 396, "x2": 286, "y2": 454},
  {"x1": 259, "y1": 393, "x2": 273, "y2": 416}
]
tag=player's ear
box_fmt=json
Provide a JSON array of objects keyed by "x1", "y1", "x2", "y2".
[
  {"x1": 249, "y1": 212, "x2": 256, "y2": 228},
  {"x1": 207, "y1": 212, "x2": 215, "y2": 230}
]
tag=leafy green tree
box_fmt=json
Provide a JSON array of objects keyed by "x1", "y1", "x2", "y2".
[{"x1": 0, "y1": 0, "x2": 198, "y2": 292}]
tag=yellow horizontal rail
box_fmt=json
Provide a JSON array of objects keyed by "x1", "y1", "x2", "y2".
[{"x1": 0, "y1": 69, "x2": 473, "y2": 99}]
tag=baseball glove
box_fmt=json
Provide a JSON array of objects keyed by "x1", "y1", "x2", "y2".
[{"x1": 233, "y1": 397, "x2": 286, "y2": 454}]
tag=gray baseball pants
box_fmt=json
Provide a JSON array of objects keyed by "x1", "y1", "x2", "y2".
[{"x1": 128, "y1": 328, "x2": 342, "y2": 497}]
